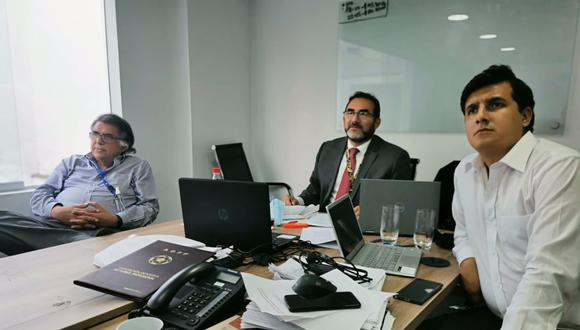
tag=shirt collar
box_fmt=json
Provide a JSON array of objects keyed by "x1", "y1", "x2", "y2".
[
  {"x1": 347, "y1": 138, "x2": 371, "y2": 155},
  {"x1": 464, "y1": 153, "x2": 482, "y2": 173},
  {"x1": 464, "y1": 131, "x2": 537, "y2": 174},
  {"x1": 498, "y1": 131, "x2": 537, "y2": 173},
  {"x1": 85, "y1": 153, "x2": 128, "y2": 169}
]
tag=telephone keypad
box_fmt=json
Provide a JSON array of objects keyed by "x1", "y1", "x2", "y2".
[
  {"x1": 173, "y1": 284, "x2": 225, "y2": 320},
  {"x1": 154, "y1": 267, "x2": 244, "y2": 330}
]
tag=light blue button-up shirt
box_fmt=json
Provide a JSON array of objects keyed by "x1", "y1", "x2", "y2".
[{"x1": 30, "y1": 153, "x2": 159, "y2": 229}]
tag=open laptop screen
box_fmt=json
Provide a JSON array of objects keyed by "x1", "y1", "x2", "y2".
[{"x1": 326, "y1": 195, "x2": 365, "y2": 258}]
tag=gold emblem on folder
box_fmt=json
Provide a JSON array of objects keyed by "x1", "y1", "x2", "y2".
[{"x1": 148, "y1": 255, "x2": 173, "y2": 265}]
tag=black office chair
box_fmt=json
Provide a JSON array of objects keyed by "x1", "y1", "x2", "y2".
[
  {"x1": 211, "y1": 143, "x2": 294, "y2": 196},
  {"x1": 432, "y1": 160, "x2": 460, "y2": 250},
  {"x1": 410, "y1": 158, "x2": 420, "y2": 180}
]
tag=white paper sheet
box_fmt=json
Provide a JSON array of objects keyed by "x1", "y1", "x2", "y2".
[
  {"x1": 268, "y1": 258, "x2": 305, "y2": 280},
  {"x1": 381, "y1": 311, "x2": 396, "y2": 330},
  {"x1": 241, "y1": 302, "x2": 303, "y2": 330},
  {"x1": 306, "y1": 212, "x2": 332, "y2": 227},
  {"x1": 299, "y1": 227, "x2": 336, "y2": 245}
]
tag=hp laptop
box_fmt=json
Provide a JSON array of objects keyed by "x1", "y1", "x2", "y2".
[
  {"x1": 178, "y1": 178, "x2": 294, "y2": 251},
  {"x1": 359, "y1": 179, "x2": 441, "y2": 235},
  {"x1": 326, "y1": 195, "x2": 422, "y2": 277}
]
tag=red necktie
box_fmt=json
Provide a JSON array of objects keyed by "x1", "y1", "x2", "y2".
[{"x1": 336, "y1": 148, "x2": 359, "y2": 199}]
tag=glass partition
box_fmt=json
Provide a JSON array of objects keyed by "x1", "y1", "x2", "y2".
[{"x1": 337, "y1": 0, "x2": 580, "y2": 134}]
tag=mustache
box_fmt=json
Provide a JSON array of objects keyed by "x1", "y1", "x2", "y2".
[{"x1": 348, "y1": 124, "x2": 363, "y2": 129}]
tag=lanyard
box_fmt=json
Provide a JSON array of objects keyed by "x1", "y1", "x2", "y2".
[
  {"x1": 93, "y1": 162, "x2": 117, "y2": 196},
  {"x1": 90, "y1": 159, "x2": 126, "y2": 212}
]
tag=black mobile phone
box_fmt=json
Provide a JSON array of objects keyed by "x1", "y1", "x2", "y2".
[
  {"x1": 394, "y1": 278, "x2": 443, "y2": 305},
  {"x1": 284, "y1": 291, "x2": 361, "y2": 312}
]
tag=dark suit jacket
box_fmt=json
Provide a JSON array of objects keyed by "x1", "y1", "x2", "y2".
[{"x1": 299, "y1": 136, "x2": 413, "y2": 210}]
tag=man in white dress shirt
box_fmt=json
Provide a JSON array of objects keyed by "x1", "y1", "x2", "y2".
[{"x1": 438, "y1": 65, "x2": 580, "y2": 330}]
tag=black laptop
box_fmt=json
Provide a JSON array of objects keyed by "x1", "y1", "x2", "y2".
[{"x1": 178, "y1": 178, "x2": 294, "y2": 251}]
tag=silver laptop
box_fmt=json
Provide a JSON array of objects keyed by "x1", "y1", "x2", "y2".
[
  {"x1": 326, "y1": 195, "x2": 422, "y2": 277},
  {"x1": 359, "y1": 179, "x2": 441, "y2": 236}
]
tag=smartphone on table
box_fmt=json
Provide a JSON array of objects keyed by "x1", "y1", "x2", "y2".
[{"x1": 284, "y1": 291, "x2": 361, "y2": 312}]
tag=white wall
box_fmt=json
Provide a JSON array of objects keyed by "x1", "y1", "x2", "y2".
[
  {"x1": 114, "y1": 0, "x2": 251, "y2": 222},
  {"x1": 250, "y1": 0, "x2": 580, "y2": 192},
  {"x1": 187, "y1": 0, "x2": 251, "y2": 178},
  {"x1": 250, "y1": 0, "x2": 344, "y2": 190},
  {"x1": 115, "y1": 0, "x2": 193, "y2": 222}
]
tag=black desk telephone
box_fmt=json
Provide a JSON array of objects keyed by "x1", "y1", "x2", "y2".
[{"x1": 130, "y1": 262, "x2": 245, "y2": 329}]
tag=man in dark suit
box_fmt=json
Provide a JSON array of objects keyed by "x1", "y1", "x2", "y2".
[{"x1": 283, "y1": 91, "x2": 413, "y2": 211}]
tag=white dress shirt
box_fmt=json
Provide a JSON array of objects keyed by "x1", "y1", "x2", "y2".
[{"x1": 452, "y1": 132, "x2": 580, "y2": 329}]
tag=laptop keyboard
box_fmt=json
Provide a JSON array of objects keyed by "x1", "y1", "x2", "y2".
[{"x1": 353, "y1": 244, "x2": 402, "y2": 271}]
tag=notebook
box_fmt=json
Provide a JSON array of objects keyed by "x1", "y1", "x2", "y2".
[
  {"x1": 178, "y1": 178, "x2": 294, "y2": 251},
  {"x1": 326, "y1": 195, "x2": 422, "y2": 277},
  {"x1": 359, "y1": 179, "x2": 441, "y2": 235}
]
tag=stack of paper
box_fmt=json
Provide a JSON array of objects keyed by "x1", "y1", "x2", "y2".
[
  {"x1": 283, "y1": 205, "x2": 319, "y2": 220},
  {"x1": 240, "y1": 269, "x2": 395, "y2": 330}
]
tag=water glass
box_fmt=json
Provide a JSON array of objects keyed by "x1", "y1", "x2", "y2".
[
  {"x1": 380, "y1": 204, "x2": 403, "y2": 245},
  {"x1": 414, "y1": 209, "x2": 435, "y2": 250}
]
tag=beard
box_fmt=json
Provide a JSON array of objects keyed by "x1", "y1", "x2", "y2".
[{"x1": 345, "y1": 124, "x2": 374, "y2": 143}]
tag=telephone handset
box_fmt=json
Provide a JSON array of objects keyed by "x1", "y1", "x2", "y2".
[{"x1": 130, "y1": 262, "x2": 245, "y2": 330}]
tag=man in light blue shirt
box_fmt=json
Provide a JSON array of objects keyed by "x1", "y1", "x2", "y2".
[{"x1": 0, "y1": 114, "x2": 159, "y2": 256}]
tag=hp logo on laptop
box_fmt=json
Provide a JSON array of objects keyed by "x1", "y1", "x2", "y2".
[{"x1": 217, "y1": 208, "x2": 229, "y2": 222}]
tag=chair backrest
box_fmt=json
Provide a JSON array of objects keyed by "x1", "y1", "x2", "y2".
[
  {"x1": 433, "y1": 160, "x2": 460, "y2": 231},
  {"x1": 410, "y1": 158, "x2": 420, "y2": 180},
  {"x1": 211, "y1": 143, "x2": 253, "y2": 182}
]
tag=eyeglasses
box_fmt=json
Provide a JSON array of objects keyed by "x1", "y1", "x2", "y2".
[
  {"x1": 89, "y1": 131, "x2": 120, "y2": 143},
  {"x1": 343, "y1": 109, "x2": 374, "y2": 119}
]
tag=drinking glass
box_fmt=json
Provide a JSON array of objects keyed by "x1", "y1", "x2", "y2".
[
  {"x1": 380, "y1": 204, "x2": 403, "y2": 245},
  {"x1": 414, "y1": 209, "x2": 435, "y2": 250}
]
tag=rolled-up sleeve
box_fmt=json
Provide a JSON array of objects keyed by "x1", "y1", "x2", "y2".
[
  {"x1": 117, "y1": 160, "x2": 159, "y2": 229},
  {"x1": 30, "y1": 159, "x2": 71, "y2": 218}
]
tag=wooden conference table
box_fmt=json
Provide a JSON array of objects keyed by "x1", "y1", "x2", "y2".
[{"x1": 0, "y1": 220, "x2": 459, "y2": 330}]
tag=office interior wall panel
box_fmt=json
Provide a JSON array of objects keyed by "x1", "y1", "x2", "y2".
[
  {"x1": 115, "y1": 0, "x2": 193, "y2": 222},
  {"x1": 250, "y1": 0, "x2": 340, "y2": 191},
  {"x1": 187, "y1": 0, "x2": 251, "y2": 181}
]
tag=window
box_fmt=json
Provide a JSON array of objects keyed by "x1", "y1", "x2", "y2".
[{"x1": 0, "y1": 0, "x2": 112, "y2": 190}]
